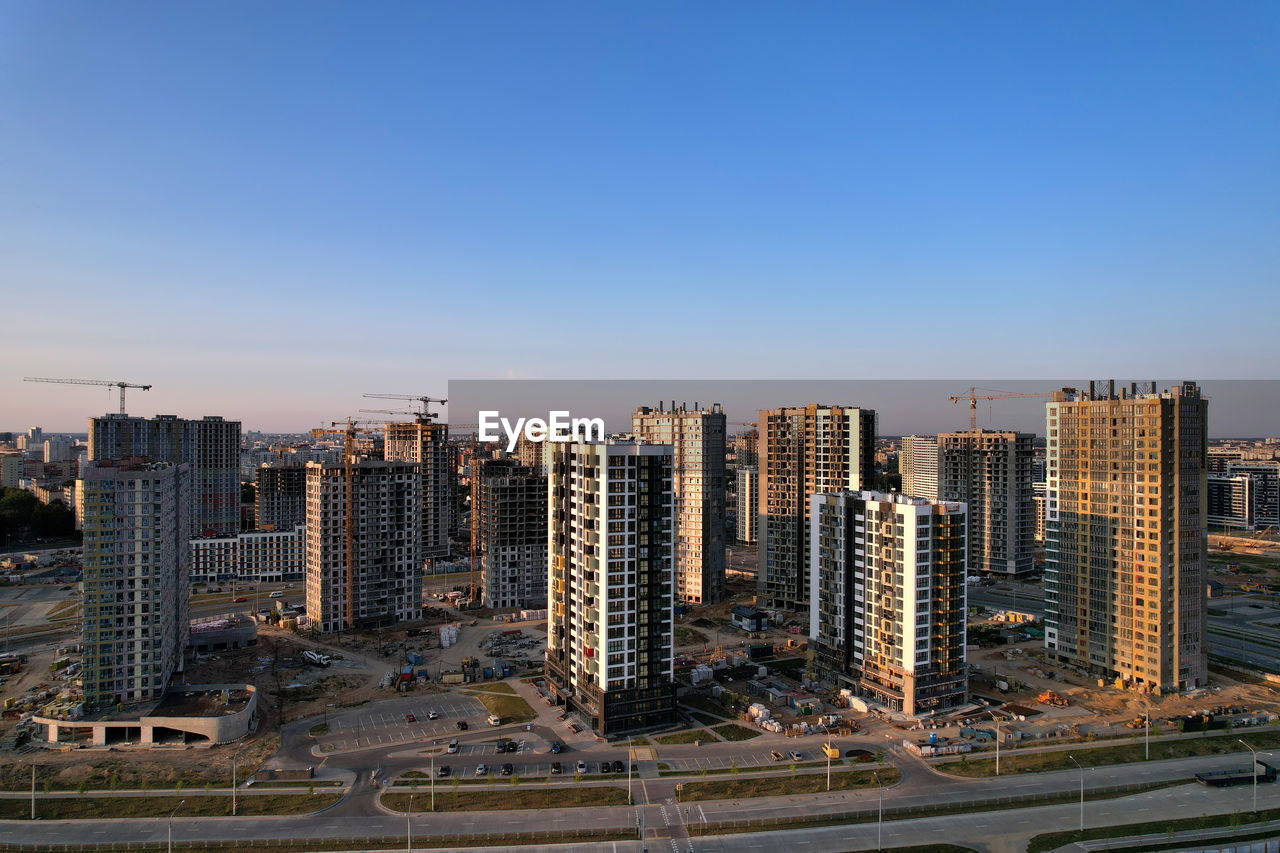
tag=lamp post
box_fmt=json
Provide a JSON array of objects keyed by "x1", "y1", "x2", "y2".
[
  {"x1": 989, "y1": 711, "x2": 1000, "y2": 776},
  {"x1": 167, "y1": 799, "x2": 185, "y2": 853},
  {"x1": 29, "y1": 764, "x2": 35, "y2": 821},
  {"x1": 407, "y1": 793, "x2": 413, "y2": 853},
  {"x1": 1239, "y1": 739, "x2": 1258, "y2": 815},
  {"x1": 818, "y1": 723, "x2": 832, "y2": 792},
  {"x1": 430, "y1": 755, "x2": 435, "y2": 812},
  {"x1": 231, "y1": 746, "x2": 239, "y2": 817},
  {"x1": 872, "y1": 769, "x2": 884, "y2": 851},
  {"x1": 1068, "y1": 755, "x2": 1084, "y2": 837},
  {"x1": 627, "y1": 735, "x2": 633, "y2": 804},
  {"x1": 1144, "y1": 694, "x2": 1151, "y2": 761}
]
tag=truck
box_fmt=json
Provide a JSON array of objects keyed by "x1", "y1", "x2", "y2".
[
  {"x1": 1196, "y1": 760, "x2": 1277, "y2": 788},
  {"x1": 1192, "y1": 758, "x2": 1274, "y2": 783},
  {"x1": 821, "y1": 743, "x2": 840, "y2": 760}
]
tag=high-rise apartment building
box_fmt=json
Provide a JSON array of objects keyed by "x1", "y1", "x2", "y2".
[
  {"x1": 810, "y1": 491, "x2": 967, "y2": 715},
  {"x1": 1208, "y1": 474, "x2": 1254, "y2": 530},
  {"x1": 1045, "y1": 381, "x2": 1208, "y2": 691},
  {"x1": 1227, "y1": 461, "x2": 1280, "y2": 528},
  {"x1": 305, "y1": 459, "x2": 423, "y2": 633},
  {"x1": 732, "y1": 429, "x2": 759, "y2": 468},
  {"x1": 939, "y1": 430, "x2": 1035, "y2": 577},
  {"x1": 256, "y1": 464, "x2": 307, "y2": 532},
  {"x1": 384, "y1": 420, "x2": 452, "y2": 561},
  {"x1": 736, "y1": 466, "x2": 758, "y2": 544},
  {"x1": 473, "y1": 459, "x2": 547, "y2": 610},
  {"x1": 1033, "y1": 481, "x2": 1048, "y2": 546},
  {"x1": 901, "y1": 435, "x2": 940, "y2": 501},
  {"x1": 89, "y1": 414, "x2": 241, "y2": 538},
  {"x1": 545, "y1": 439, "x2": 677, "y2": 735},
  {"x1": 631, "y1": 403, "x2": 726, "y2": 604},
  {"x1": 79, "y1": 460, "x2": 191, "y2": 711},
  {"x1": 757, "y1": 405, "x2": 876, "y2": 612}
]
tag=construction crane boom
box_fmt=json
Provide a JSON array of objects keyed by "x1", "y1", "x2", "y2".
[
  {"x1": 362, "y1": 393, "x2": 446, "y2": 420},
  {"x1": 948, "y1": 387, "x2": 1053, "y2": 432},
  {"x1": 24, "y1": 376, "x2": 152, "y2": 415}
]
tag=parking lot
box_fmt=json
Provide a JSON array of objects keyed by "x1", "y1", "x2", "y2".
[
  {"x1": 658, "y1": 747, "x2": 811, "y2": 772},
  {"x1": 318, "y1": 693, "x2": 486, "y2": 752}
]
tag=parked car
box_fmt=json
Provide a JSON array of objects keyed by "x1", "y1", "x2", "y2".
[
  {"x1": 447, "y1": 739, "x2": 459, "y2": 754},
  {"x1": 789, "y1": 750, "x2": 803, "y2": 761},
  {"x1": 457, "y1": 720, "x2": 469, "y2": 730},
  {"x1": 501, "y1": 763, "x2": 514, "y2": 776},
  {"x1": 550, "y1": 761, "x2": 563, "y2": 775},
  {"x1": 504, "y1": 741, "x2": 518, "y2": 753},
  {"x1": 600, "y1": 762, "x2": 610, "y2": 774},
  {"x1": 612, "y1": 760, "x2": 625, "y2": 773},
  {"x1": 405, "y1": 713, "x2": 416, "y2": 723},
  {"x1": 475, "y1": 764, "x2": 488, "y2": 777},
  {"x1": 770, "y1": 750, "x2": 784, "y2": 761},
  {"x1": 437, "y1": 765, "x2": 451, "y2": 778},
  {"x1": 427, "y1": 710, "x2": 439, "y2": 720},
  {"x1": 575, "y1": 760, "x2": 587, "y2": 774},
  {"x1": 550, "y1": 741, "x2": 563, "y2": 754}
]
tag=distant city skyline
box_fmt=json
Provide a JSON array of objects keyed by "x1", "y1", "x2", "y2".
[{"x1": 9, "y1": 378, "x2": 1276, "y2": 439}]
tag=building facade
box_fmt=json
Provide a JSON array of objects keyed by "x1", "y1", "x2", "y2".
[
  {"x1": 1044, "y1": 381, "x2": 1208, "y2": 691},
  {"x1": 901, "y1": 435, "x2": 940, "y2": 501},
  {"x1": 256, "y1": 464, "x2": 307, "y2": 532},
  {"x1": 810, "y1": 491, "x2": 967, "y2": 716},
  {"x1": 939, "y1": 430, "x2": 1035, "y2": 577},
  {"x1": 384, "y1": 420, "x2": 452, "y2": 561},
  {"x1": 473, "y1": 459, "x2": 548, "y2": 610},
  {"x1": 79, "y1": 460, "x2": 191, "y2": 711},
  {"x1": 89, "y1": 414, "x2": 241, "y2": 538},
  {"x1": 1226, "y1": 461, "x2": 1280, "y2": 528},
  {"x1": 190, "y1": 525, "x2": 305, "y2": 585},
  {"x1": 1208, "y1": 474, "x2": 1254, "y2": 530},
  {"x1": 304, "y1": 459, "x2": 423, "y2": 633},
  {"x1": 544, "y1": 439, "x2": 677, "y2": 736},
  {"x1": 757, "y1": 405, "x2": 876, "y2": 612},
  {"x1": 736, "y1": 466, "x2": 758, "y2": 544},
  {"x1": 631, "y1": 403, "x2": 726, "y2": 604}
]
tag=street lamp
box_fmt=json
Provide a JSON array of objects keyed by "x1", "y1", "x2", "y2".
[
  {"x1": 407, "y1": 793, "x2": 413, "y2": 853},
  {"x1": 872, "y1": 769, "x2": 884, "y2": 851},
  {"x1": 1239, "y1": 739, "x2": 1258, "y2": 815},
  {"x1": 988, "y1": 711, "x2": 1001, "y2": 776},
  {"x1": 817, "y1": 722, "x2": 832, "y2": 792},
  {"x1": 1067, "y1": 755, "x2": 1085, "y2": 837},
  {"x1": 167, "y1": 799, "x2": 185, "y2": 853},
  {"x1": 627, "y1": 735, "x2": 633, "y2": 804},
  {"x1": 231, "y1": 746, "x2": 239, "y2": 817}
]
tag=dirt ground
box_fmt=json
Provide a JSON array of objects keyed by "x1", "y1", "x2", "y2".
[{"x1": 968, "y1": 636, "x2": 1280, "y2": 730}]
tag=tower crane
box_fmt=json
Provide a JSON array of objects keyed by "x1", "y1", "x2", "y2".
[
  {"x1": 362, "y1": 393, "x2": 446, "y2": 421},
  {"x1": 24, "y1": 376, "x2": 152, "y2": 415},
  {"x1": 947, "y1": 387, "x2": 1054, "y2": 432},
  {"x1": 310, "y1": 418, "x2": 382, "y2": 632}
]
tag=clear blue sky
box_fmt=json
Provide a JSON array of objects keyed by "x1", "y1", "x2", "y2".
[{"x1": 3, "y1": 2, "x2": 1277, "y2": 432}]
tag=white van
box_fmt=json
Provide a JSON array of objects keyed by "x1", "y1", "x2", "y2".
[{"x1": 269, "y1": 591, "x2": 283, "y2": 599}]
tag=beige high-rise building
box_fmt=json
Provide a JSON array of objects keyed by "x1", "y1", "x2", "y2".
[
  {"x1": 939, "y1": 430, "x2": 1035, "y2": 577},
  {"x1": 631, "y1": 403, "x2": 726, "y2": 604},
  {"x1": 1045, "y1": 381, "x2": 1208, "y2": 691},
  {"x1": 305, "y1": 459, "x2": 423, "y2": 633},
  {"x1": 384, "y1": 419, "x2": 452, "y2": 561},
  {"x1": 901, "y1": 435, "x2": 940, "y2": 501},
  {"x1": 757, "y1": 405, "x2": 876, "y2": 612}
]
